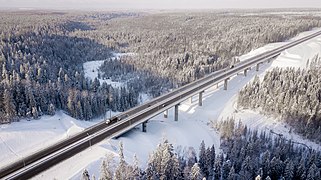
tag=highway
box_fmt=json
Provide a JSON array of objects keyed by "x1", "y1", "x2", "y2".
[{"x1": 1, "y1": 29, "x2": 321, "y2": 179}]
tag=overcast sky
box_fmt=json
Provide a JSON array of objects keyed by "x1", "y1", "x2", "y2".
[{"x1": 1, "y1": 0, "x2": 321, "y2": 10}]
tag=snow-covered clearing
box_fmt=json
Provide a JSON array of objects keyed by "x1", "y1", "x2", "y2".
[
  {"x1": 83, "y1": 52, "x2": 135, "y2": 88},
  {"x1": 83, "y1": 52, "x2": 150, "y2": 104},
  {"x1": 0, "y1": 111, "x2": 96, "y2": 167},
  {"x1": 1, "y1": 28, "x2": 321, "y2": 179}
]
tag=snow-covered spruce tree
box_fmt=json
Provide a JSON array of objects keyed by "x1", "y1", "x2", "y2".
[
  {"x1": 213, "y1": 155, "x2": 222, "y2": 180},
  {"x1": 222, "y1": 160, "x2": 232, "y2": 179},
  {"x1": 261, "y1": 150, "x2": 271, "y2": 179},
  {"x1": 198, "y1": 141, "x2": 207, "y2": 177},
  {"x1": 190, "y1": 163, "x2": 202, "y2": 180},
  {"x1": 146, "y1": 139, "x2": 182, "y2": 179},
  {"x1": 131, "y1": 154, "x2": 141, "y2": 179},
  {"x1": 183, "y1": 147, "x2": 198, "y2": 178},
  {"x1": 227, "y1": 166, "x2": 237, "y2": 180},
  {"x1": 82, "y1": 169, "x2": 90, "y2": 180},
  {"x1": 100, "y1": 154, "x2": 114, "y2": 180},
  {"x1": 114, "y1": 141, "x2": 133, "y2": 179},
  {"x1": 48, "y1": 103, "x2": 56, "y2": 116},
  {"x1": 307, "y1": 163, "x2": 321, "y2": 180},
  {"x1": 3, "y1": 89, "x2": 16, "y2": 122}
]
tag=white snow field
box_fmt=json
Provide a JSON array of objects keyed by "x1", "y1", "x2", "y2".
[{"x1": 1, "y1": 28, "x2": 321, "y2": 179}]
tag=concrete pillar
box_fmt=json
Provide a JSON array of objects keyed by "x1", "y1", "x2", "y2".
[
  {"x1": 164, "y1": 109, "x2": 168, "y2": 118},
  {"x1": 244, "y1": 69, "x2": 247, "y2": 76},
  {"x1": 224, "y1": 79, "x2": 228, "y2": 90},
  {"x1": 142, "y1": 122, "x2": 147, "y2": 132},
  {"x1": 216, "y1": 83, "x2": 219, "y2": 89},
  {"x1": 189, "y1": 96, "x2": 193, "y2": 104},
  {"x1": 256, "y1": 63, "x2": 260, "y2": 71},
  {"x1": 267, "y1": 58, "x2": 271, "y2": 63},
  {"x1": 174, "y1": 104, "x2": 179, "y2": 121},
  {"x1": 199, "y1": 91, "x2": 203, "y2": 106}
]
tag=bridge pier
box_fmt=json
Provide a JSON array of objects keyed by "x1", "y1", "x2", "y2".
[
  {"x1": 199, "y1": 91, "x2": 203, "y2": 106},
  {"x1": 164, "y1": 109, "x2": 168, "y2": 118},
  {"x1": 174, "y1": 104, "x2": 179, "y2": 121},
  {"x1": 256, "y1": 63, "x2": 260, "y2": 71},
  {"x1": 189, "y1": 96, "x2": 193, "y2": 104},
  {"x1": 244, "y1": 69, "x2": 248, "y2": 76},
  {"x1": 224, "y1": 79, "x2": 228, "y2": 90},
  {"x1": 142, "y1": 121, "x2": 147, "y2": 132}
]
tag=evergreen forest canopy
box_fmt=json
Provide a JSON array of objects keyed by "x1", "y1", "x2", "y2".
[
  {"x1": 1, "y1": 10, "x2": 321, "y2": 123},
  {"x1": 238, "y1": 56, "x2": 321, "y2": 143},
  {"x1": 83, "y1": 119, "x2": 321, "y2": 180}
]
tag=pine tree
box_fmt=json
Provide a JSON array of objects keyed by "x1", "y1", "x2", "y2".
[
  {"x1": 115, "y1": 141, "x2": 128, "y2": 179},
  {"x1": 295, "y1": 157, "x2": 307, "y2": 180},
  {"x1": 3, "y1": 89, "x2": 16, "y2": 122},
  {"x1": 132, "y1": 154, "x2": 140, "y2": 179},
  {"x1": 82, "y1": 169, "x2": 90, "y2": 180},
  {"x1": 190, "y1": 163, "x2": 202, "y2": 180},
  {"x1": 146, "y1": 139, "x2": 179, "y2": 179},
  {"x1": 198, "y1": 141, "x2": 207, "y2": 176},
  {"x1": 100, "y1": 154, "x2": 114, "y2": 180},
  {"x1": 187, "y1": 147, "x2": 197, "y2": 168},
  {"x1": 261, "y1": 150, "x2": 270, "y2": 179},
  {"x1": 205, "y1": 146, "x2": 214, "y2": 178},
  {"x1": 227, "y1": 166, "x2": 237, "y2": 180},
  {"x1": 265, "y1": 176, "x2": 271, "y2": 180},
  {"x1": 160, "y1": 143, "x2": 172, "y2": 179},
  {"x1": 214, "y1": 156, "x2": 222, "y2": 180},
  {"x1": 269, "y1": 156, "x2": 283, "y2": 180},
  {"x1": 222, "y1": 160, "x2": 232, "y2": 180},
  {"x1": 48, "y1": 103, "x2": 56, "y2": 116},
  {"x1": 255, "y1": 175, "x2": 261, "y2": 180},
  {"x1": 284, "y1": 160, "x2": 294, "y2": 180},
  {"x1": 171, "y1": 155, "x2": 182, "y2": 179},
  {"x1": 209, "y1": 145, "x2": 215, "y2": 170},
  {"x1": 31, "y1": 106, "x2": 39, "y2": 119},
  {"x1": 241, "y1": 156, "x2": 253, "y2": 179},
  {"x1": 307, "y1": 163, "x2": 320, "y2": 180},
  {"x1": 67, "y1": 89, "x2": 75, "y2": 117}
]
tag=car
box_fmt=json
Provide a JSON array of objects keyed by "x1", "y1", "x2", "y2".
[{"x1": 109, "y1": 116, "x2": 118, "y2": 123}]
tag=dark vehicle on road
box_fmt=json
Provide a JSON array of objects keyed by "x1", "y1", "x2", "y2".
[{"x1": 106, "y1": 116, "x2": 119, "y2": 124}]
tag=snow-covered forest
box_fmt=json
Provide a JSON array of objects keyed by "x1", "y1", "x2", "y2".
[
  {"x1": 82, "y1": 119, "x2": 321, "y2": 180},
  {"x1": 0, "y1": 12, "x2": 140, "y2": 123},
  {"x1": 238, "y1": 56, "x2": 321, "y2": 143},
  {"x1": 89, "y1": 12, "x2": 321, "y2": 85},
  {"x1": 1, "y1": 10, "x2": 321, "y2": 123}
]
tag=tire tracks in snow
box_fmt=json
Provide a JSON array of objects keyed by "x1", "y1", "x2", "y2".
[{"x1": 0, "y1": 135, "x2": 21, "y2": 159}]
